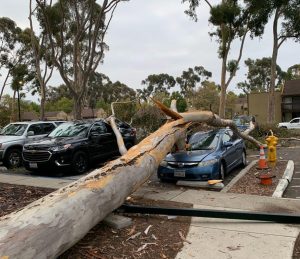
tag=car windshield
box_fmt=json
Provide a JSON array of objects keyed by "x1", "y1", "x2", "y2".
[
  {"x1": 0, "y1": 124, "x2": 28, "y2": 136},
  {"x1": 188, "y1": 131, "x2": 220, "y2": 150},
  {"x1": 48, "y1": 122, "x2": 91, "y2": 138}
]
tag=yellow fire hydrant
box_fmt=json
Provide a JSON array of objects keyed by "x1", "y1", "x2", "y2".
[{"x1": 265, "y1": 131, "x2": 278, "y2": 162}]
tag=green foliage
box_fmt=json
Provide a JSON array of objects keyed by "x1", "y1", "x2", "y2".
[
  {"x1": 132, "y1": 104, "x2": 166, "y2": 141},
  {"x1": 237, "y1": 57, "x2": 286, "y2": 94},
  {"x1": 176, "y1": 66, "x2": 212, "y2": 97},
  {"x1": 0, "y1": 106, "x2": 10, "y2": 127},
  {"x1": 286, "y1": 64, "x2": 300, "y2": 80},
  {"x1": 112, "y1": 102, "x2": 137, "y2": 124},
  {"x1": 191, "y1": 81, "x2": 220, "y2": 113},
  {"x1": 163, "y1": 92, "x2": 188, "y2": 112},
  {"x1": 96, "y1": 100, "x2": 111, "y2": 114},
  {"x1": 246, "y1": 123, "x2": 300, "y2": 149},
  {"x1": 137, "y1": 74, "x2": 176, "y2": 101},
  {"x1": 45, "y1": 97, "x2": 73, "y2": 113}
]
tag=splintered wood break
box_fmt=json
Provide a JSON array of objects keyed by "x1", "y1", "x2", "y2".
[{"x1": 85, "y1": 175, "x2": 114, "y2": 189}]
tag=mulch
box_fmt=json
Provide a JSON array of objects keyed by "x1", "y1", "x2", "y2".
[
  {"x1": 0, "y1": 184, "x2": 191, "y2": 259},
  {"x1": 227, "y1": 160, "x2": 288, "y2": 196}
]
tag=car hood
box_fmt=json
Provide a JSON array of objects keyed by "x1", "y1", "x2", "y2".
[
  {"x1": 24, "y1": 136, "x2": 84, "y2": 149},
  {"x1": 278, "y1": 122, "x2": 288, "y2": 126},
  {"x1": 0, "y1": 135, "x2": 24, "y2": 143},
  {"x1": 165, "y1": 149, "x2": 214, "y2": 163}
]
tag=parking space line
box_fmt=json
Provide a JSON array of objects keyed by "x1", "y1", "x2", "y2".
[{"x1": 289, "y1": 185, "x2": 300, "y2": 188}]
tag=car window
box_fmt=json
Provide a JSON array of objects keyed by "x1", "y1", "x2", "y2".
[
  {"x1": 28, "y1": 124, "x2": 43, "y2": 136},
  {"x1": 291, "y1": 119, "x2": 300, "y2": 124},
  {"x1": 0, "y1": 124, "x2": 28, "y2": 136},
  {"x1": 43, "y1": 123, "x2": 56, "y2": 134},
  {"x1": 189, "y1": 131, "x2": 220, "y2": 150},
  {"x1": 90, "y1": 122, "x2": 107, "y2": 135},
  {"x1": 48, "y1": 122, "x2": 91, "y2": 138}
]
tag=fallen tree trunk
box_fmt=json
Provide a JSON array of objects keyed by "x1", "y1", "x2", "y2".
[
  {"x1": 0, "y1": 101, "x2": 261, "y2": 258},
  {"x1": 0, "y1": 120, "x2": 188, "y2": 258}
]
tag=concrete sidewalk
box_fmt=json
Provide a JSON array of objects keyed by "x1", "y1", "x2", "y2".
[
  {"x1": 0, "y1": 171, "x2": 77, "y2": 189},
  {"x1": 1, "y1": 168, "x2": 300, "y2": 258},
  {"x1": 133, "y1": 187, "x2": 300, "y2": 259}
]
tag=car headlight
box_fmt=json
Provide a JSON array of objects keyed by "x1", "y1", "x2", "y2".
[
  {"x1": 160, "y1": 160, "x2": 168, "y2": 167},
  {"x1": 198, "y1": 159, "x2": 218, "y2": 167},
  {"x1": 51, "y1": 144, "x2": 72, "y2": 152}
]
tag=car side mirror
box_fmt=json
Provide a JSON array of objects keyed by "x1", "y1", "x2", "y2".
[
  {"x1": 27, "y1": 131, "x2": 34, "y2": 137},
  {"x1": 223, "y1": 141, "x2": 233, "y2": 148}
]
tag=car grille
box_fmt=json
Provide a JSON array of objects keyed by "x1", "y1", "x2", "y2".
[
  {"x1": 167, "y1": 162, "x2": 198, "y2": 168},
  {"x1": 23, "y1": 151, "x2": 51, "y2": 162}
]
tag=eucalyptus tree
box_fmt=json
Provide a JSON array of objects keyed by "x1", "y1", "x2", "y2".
[
  {"x1": 237, "y1": 57, "x2": 285, "y2": 94},
  {"x1": 176, "y1": 65, "x2": 211, "y2": 98},
  {"x1": 286, "y1": 64, "x2": 300, "y2": 80},
  {"x1": 245, "y1": 0, "x2": 300, "y2": 123},
  {"x1": 35, "y1": 0, "x2": 126, "y2": 119},
  {"x1": 87, "y1": 72, "x2": 136, "y2": 108},
  {"x1": 137, "y1": 73, "x2": 176, "y2": 101},
  {"x1": 29, "y1": 0, "x2": 55, "y2": 120},
  {"x1": 0, "y1": 17, "x2": 22, "y2": 100},
  {"x1": 183, "y1": 0, "x2": 266, "y2": 118}
]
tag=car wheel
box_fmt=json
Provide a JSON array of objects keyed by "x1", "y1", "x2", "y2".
[
  {"x1": 219, "y1": 162, "x2": 225, "y2": 180},
  {"x1": 4, "y1": 149, "x2": 22, "y2": 169},
  {"x1": 241, "y1": 151, "x2": 247, "y2": 168},
  {"x1": 72, "y1": 151, "x2": 88, "y2": 174}
]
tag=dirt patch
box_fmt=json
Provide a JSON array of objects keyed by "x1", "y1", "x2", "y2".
[
  {"x1": 0, "y1": 183, "x2": 54, "y2": 217},
  {"x1": 0, "y1": 184, "x2": 191, "y2": 259},
  {"x1": 228, "y1": 160, "x2": 288, "y2": 196}
]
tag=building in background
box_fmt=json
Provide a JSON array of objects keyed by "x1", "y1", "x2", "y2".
[
  {"x1": 281, "y1": 79, "x2": 300, "y2": 122},
  {"x1": 248, "y1": 92, "x2": 282, "y2": 124}
]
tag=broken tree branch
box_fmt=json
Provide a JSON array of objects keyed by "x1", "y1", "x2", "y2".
[{"x1": 0, "y1": 119, "x2": 188, "y2": 258}]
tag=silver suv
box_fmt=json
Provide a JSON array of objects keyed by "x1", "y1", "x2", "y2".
[{"x1": 0, "y1": 121, "x2": 61, "y2": 168}]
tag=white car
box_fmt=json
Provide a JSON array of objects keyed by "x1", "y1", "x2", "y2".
[{"x1": 278, "y1": 118, "x2": 300, "y2": 129}]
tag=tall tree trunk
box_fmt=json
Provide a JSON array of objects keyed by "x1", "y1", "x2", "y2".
[
  {"x1": 0, "y1": 69, "x2": 11, "y2": 101},
  {"x1": 268, "y1": 9, "x2": 279, "y2": 124},
  {"x1": 219, "y1": 57, "x2": 227, "y2": 118},
  {"x1": 40, "y1": 83, "x2": 46, "y2": 120},
  {"x1": 73, "y1": 95, "x2": 83, "y2": 119},
  {"x1": 10, "y1": 91, "x2": 16, "y2": 122}
]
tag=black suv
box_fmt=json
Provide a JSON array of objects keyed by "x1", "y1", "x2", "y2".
[{"x1": 22, "y1": 119, "x2": 136, "y2": 174}]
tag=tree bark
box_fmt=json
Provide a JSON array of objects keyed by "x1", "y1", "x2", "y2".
[
  {"x1": 0, "y1": 101, "x2": 261, "y2": 258},
  {"x1": 268, "y1": 8, "x2": 280, "y2": 124},
  {"x1": 0, "y1": 120, "x2": 188, "y2": 258}
]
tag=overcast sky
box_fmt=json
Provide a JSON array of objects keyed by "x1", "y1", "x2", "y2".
[{"x1": 1, "y1": 0, "x2": 299, "y2": 102}]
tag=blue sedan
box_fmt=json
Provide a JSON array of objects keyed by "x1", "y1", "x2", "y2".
[{"x1": 157, "y1": 128, "x2": 247, "y2": 181}]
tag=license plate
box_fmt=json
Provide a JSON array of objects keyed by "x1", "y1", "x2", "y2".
[
  {"x1": 174, "y1": 170, "x2": 185, "y2": 177},
  {"x1": 29, "y1": 163, "x2": 38, "y2": 169}
]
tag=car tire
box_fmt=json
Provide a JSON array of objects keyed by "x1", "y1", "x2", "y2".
[
  {"x1": 4, "y1": 149, "x2": 22, "y2": 169},
  {"x1": 219, "y1": 162, "x2": 225, "y2": 180},
  {"x1": 72, "y1": 151, "x2": 88, "y2": 174},
  {"x1": 241, "y1": 151, "x2": 247, "y2": 168}
]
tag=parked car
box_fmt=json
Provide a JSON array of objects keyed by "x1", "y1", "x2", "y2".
[
  {"x1": 157, "y1": 128, "x2": 246, "y2": 181},
  {"x1": 232, "y1": 115, "x2": 255, "y2": 131},
  {"x1": 278, "y1": 117, "x2": 300, "y2": 129},
  {"x1": 22, "y1": 119, "x2": 136, "y2": 174},
  {"x1": 0, "y1": 121, "x2": 61, "y2": 168}
]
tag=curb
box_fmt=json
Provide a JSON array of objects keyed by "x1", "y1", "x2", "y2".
[
  {"x1": 221, "y1": 160, "x2": 258, "y2": 193},
  {"x1": 272, "y1": 160, "x2": 294, "y2": 198}
]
